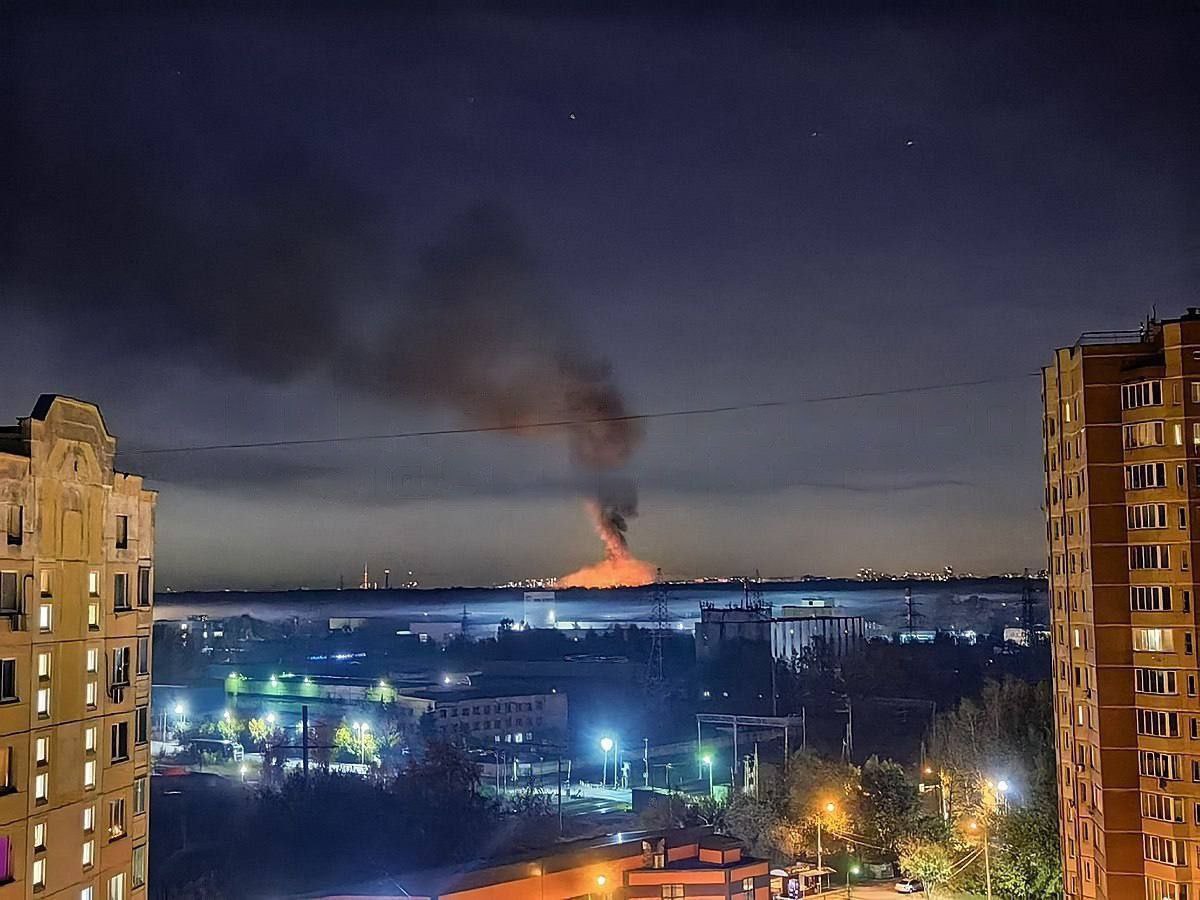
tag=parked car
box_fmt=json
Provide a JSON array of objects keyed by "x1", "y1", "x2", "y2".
[{"x1": 895, "y1": 878, "x2": 925, "y2": 894}]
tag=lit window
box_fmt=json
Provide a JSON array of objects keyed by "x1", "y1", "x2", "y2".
[
  {"x1": 86, "y1": 682, "x2": 97, "y2": 709},
  {"x1": 83, "y1": 760, "x2": 96, "y2": 790},
  {"x1": 35, "y1": 736, "x2": 48, "y2": 765},
  {"x1": 81, "y1": 889, "x2": 93, "y2": 900},
  {"x1": 108, "y1": 872, "x2": 125, "y2": 900},
  {"x1": 35, "y1": 772, "x2": 48, "y2": 801},
  {"x1": 82, "y1": 806, "x2": 94, "y2": 832},
  {"x1": 133, "y1": 776, "x2": 147, "y2": 815},
  {"x1": 39, "y1": 570, "x2": 51, "y2": 598},
  {"x1": 84, "y1": 727, "x2": 96, "y2": 753},
  {"x1": 36, "y1": 687, "x2": 50, "y2": 717},
  {"x1": 87, "y1": 603, "x2": 99, "y2": 630},
  {"x1": 38, "y1": 604, "x2": 51, "y2": 632},
  {"x1": 88, "y1": 571, "x2": 100, "y2": 598},
  {"x1": 107, "y1": 797, "x2": 126, "y2": 840},
  {"x1": 32, "y1": 857, "x2": 45, "y2": 889},
  {"x1": 86, "y1": 648, "x2": 98, "y2": 673},
  {"x1": 37, "y1": 652, "x2": 50, "y2": 680},
  {"x1": 33, "y1": 821, "x2": 45, "y2": 851},
  {"x1": 82, "y1": 839, "x2": 94, "y2": 868}
]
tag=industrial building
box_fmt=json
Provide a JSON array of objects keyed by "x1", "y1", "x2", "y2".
[
  {"x1": 695, "y1": 597, "x2": 865, "y2": 664},
  {"x1": 1044, "y1": 312, "x2": 1200, "y2": 900},
  {"x1": 0, "y1": 396, "x2": 155, "y2": 899}
]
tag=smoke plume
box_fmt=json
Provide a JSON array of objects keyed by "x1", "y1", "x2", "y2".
[
  {"x1": 557, "y1": 480, "x2": 655, "y2": 588},
  {"x1": 4, "y1": 48, "x2": 654, "y2": 576}
]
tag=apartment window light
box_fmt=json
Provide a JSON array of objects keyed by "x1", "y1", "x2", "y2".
[
  {"x1": 107, "y1": 797, "x2": 126, "y2": 840},
  {"x1": 36, "y1": 687, "x2": 50, "y2": 718},
  {"x1": 84, "y1": 727, "x2": 96, "y2": 753},
  {"x1": 86, "y1": 648, "x2": 98, "y2": 673},
  {"x1": 37, "y1": 604, "x2": 51, "y2": 632},
  {"x1": 82, "y1": 806, "x2": 94, "y2": 833},
  {"x1": 32, "y1": 822, "x2": 45, "y2": 852},
  {"x1": 38, "y1": 570, "x2": 51, "y2": 598},
  {"x1": 32, "y1": 857, "x2": 44, "y2": 890},
  {"x1": 87, "y1": 571, "x2": 100, "y2": 598},
  {"x1": 83, "y1": 760, "x2": 96, "y2": 790},
  {"x1": 36, "y1": 652, "x2": 50, "y2": 681},
  {"x1": 81, "y1": 839, "x2": 94, "y2": 869},
  {"x1": 81, "y1": 889, "x2": 93, "y2": 900},
  {"x1": 34, "y1": 772, "x2": 47, "y2": 802},
  {"x1": 87, "y1": 603, "x2": 100, "y2": 631},
  {"x1": 107, "y1": 872, "x2": 125, "y2": 900},
  {"x1": 85, "y1": 682, "x2": 97, "y2": 709},
  {"x1": 35, "y1": 736, "x2": 48, "y2": 765}
]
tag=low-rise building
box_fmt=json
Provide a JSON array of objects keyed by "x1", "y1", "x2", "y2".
[{"x1": 305, "y1": 827, "x2": 770, "y2": 899}]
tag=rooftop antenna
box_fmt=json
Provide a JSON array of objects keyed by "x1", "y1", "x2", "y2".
[
  {"x1": 645, "y1": 568, "x2": 669, "y2": 691},
  {"x1": 743, "y1": 569, "x2": 766, "y2": 612}
]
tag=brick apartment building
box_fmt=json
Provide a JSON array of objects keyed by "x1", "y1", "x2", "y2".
[{"x1": 0, "y1": 396, "x2": 154, "y2": 899}]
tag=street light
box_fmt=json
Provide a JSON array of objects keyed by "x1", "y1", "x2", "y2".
[
  {"x1": 265, "y1": 713, "x2": 276, "y2": 726},
  {"x1": 817, "y1": 801, "x2": 836, "y2": 886},
  {"x1": 599, "y1": 737, "x2": 614, "y2": 787},
  {"x1": 701, "y1": 754, "x2": 714, "y2": 797},
  {"x1": 978, "y1": 777, "x2": 1009, "y2": 900},
  {"x1": 846, "y1": 864, "x2": 859, "y2": 897}
]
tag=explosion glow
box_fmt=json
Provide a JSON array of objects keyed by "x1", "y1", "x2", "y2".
[{"x1": 559, "y1": 498, "x2": 655, "y2": 589}]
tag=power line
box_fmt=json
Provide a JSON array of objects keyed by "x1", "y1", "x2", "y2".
[{"x1": 119, "y1": 372, "x2": 1038, "y2": 456}]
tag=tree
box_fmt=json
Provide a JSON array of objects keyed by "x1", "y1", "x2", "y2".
[
  {"x1": 860, "y1": 756, "x2": 921, "y2": 854},
  {"x1": 897, "y1": 837, "x2": 963, "y2": 899},
  {"x1": 989, "y1": 802, "x2": 1063, "y2": 898},
  {"x1": 333, "y1": 723, "x2": 380, "y2": 764}
]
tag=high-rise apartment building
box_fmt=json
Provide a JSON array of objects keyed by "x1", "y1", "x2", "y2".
[
  {"x1": 1045, "y1": 312, "x2": 1200, "y2": 900},
  {"x1": 0, "y1": 397, "x2": 154, "y2": 900}
]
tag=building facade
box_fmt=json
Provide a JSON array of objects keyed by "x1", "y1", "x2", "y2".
[
  {"x1": 1045, "y1": 314, "x2": 1200, "y2": 900},
  {"x1": 0, "y1": 397, "x2": 154, "y2": 900},
  {"x1": 309, "y1": 827, "x2": 771, "y2": 899}
]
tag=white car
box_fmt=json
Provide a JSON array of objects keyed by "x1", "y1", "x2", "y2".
[{"x1": 895, "y1": 878, "x2": 925, "y2": 894}]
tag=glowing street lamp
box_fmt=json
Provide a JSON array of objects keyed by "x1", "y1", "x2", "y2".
[
  {"x1": 599, "y1": 737, "x2": 614, "y2": 787},
  {"x1": 978, "y1": 776, "x2": 1010, "y2": 900},
  {"x1": 701, "y1": 754, "x2": 714, "y2": 797},
  {"x1": 846, "y1": 863, "x2": 860, "y2": 897},
  {"x1": 817, "y1": 801, "x2": 836, "y2": 882}
]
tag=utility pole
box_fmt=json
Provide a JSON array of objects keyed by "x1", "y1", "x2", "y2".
[
  {"x1": 643, "y1": 738, "x2": 649, "y2": 787},
  {"x1": 301, "y1": 705, "x2": 309, "y2": 780}
]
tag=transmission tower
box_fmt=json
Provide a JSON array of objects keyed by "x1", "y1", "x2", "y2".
[
  {"x1": 1020, "y1": 568, "x2": 1038, "y2": 646},
  {"x1": 904, "y1": 587, "x2": 924, "y2": 637},
  {"x1": 645, "y1": 568, "x2": 669, "y2": 691}
]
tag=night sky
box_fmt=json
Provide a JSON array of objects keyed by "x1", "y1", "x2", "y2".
[{"x1": 3, "y1": 5, "x2": 1197, "y2": 589}]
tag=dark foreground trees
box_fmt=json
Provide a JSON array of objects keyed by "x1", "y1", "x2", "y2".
[{"x1": 153, "y1": 740, "x2": 549, "y2": 898}]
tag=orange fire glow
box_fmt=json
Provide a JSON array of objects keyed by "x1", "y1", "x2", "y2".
[{"x1": 558, "y1": 500, "x2": 655, "y2": 588}]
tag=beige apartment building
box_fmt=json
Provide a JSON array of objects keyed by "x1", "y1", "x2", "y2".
[
  {"x1": 1045, "y1": 312, "x2": 1200, "y2": 900},
  {"x1": 0, "y1": 397, "x2": 154, "y2": 900}
]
